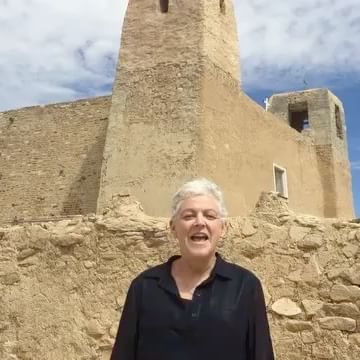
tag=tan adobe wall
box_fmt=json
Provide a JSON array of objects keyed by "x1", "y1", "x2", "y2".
[
  {"x1": 267, "y1": 89, "x2": 354, "y2": 218},
  {"x1": 197, "y1": 68, "x2": 329, "y2": 218},
  {"x1": 333, "y1": 152, "x2": 354, "y2": 219},
  {"x1": 0, "y1": 97, "x2": 110, "y2": 223},
  {"x1": 99, "y1": 77, "x2": 353, "y2": 220},
  {"x1": 315, "y1": 145, "x2": 354, "y2": 218},
  {"x1": 202, "y1": 0, "x2": 240, "y2": 86},
  {"x1": 198, "y1": 81, "x2": 354, "y2": 219},
  {"x1": 0, "y1": 194, "x2": 359, "y2": 359}
]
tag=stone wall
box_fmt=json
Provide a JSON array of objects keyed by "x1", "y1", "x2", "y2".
[
  {"x1": 0, "y1": 193, "x2": 359, "y2": 359},
  {"x1": 0, "y1": 96, "x2": 110, "y2": 223}
]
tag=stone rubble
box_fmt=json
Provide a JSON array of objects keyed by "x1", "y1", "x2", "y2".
[
  {"x1": 272, "y1": 298, "x2": 302, "y2": 317},
  {"x1": 318, "y1": 317, "x2": 356, "y2": 332}
]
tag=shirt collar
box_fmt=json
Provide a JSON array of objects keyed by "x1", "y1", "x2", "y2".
[
  {"x1": 144, "y1": 252, "x2": 233, "y2": 282},
  {"x1": 213, "y1": 253, "x2": 234, "y2": 280}
]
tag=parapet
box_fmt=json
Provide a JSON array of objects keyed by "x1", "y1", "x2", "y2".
[{"x1": 268, "y1": 88, "x2": 348, "y2": 158}]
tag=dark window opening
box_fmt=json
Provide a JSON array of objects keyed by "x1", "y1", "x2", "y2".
[
  {"x1": 335, "y1": 104, "x2": 343, "y2": 139},
  {"x1": 160, "y1": 0, "x2": 169, "y2": 13},
  {"x1": 288, "y1": 102, "x2": 310, "y2": 133},
  {"x1": 220, "y1": 0, "x2": 226, "y2": 14}
]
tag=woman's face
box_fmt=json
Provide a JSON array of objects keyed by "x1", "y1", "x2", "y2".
[{"x1": 170, "y1": 195, "x2": 225, "y2": 260}]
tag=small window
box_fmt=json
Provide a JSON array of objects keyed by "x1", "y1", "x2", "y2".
[
  {"x1": 273, "y1": 164, "x2": 288, "y2": 198},
  {"x1": 288, "y1": 102, "x2": 310, "y2": 133},
  {"x1": 220, "y1": 0, "x2": 226, "y2": 14},
  {"x1": 160, "y1": 0, "x2": 169, "y2": 13},
  {"x1": 335, "y1": 104, "x2": 343, "y2": 139}
]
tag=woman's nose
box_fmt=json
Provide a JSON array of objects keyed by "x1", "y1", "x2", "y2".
[{"x1": 194, "y1": 213, "x2": 205, "y2": 225}]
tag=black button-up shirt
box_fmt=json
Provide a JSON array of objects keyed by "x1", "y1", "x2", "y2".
[{"x1": 111, "y1": 254, "x2": 274, "y2": 360}]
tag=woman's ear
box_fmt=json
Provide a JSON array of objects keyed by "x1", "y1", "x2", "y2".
[
  {"x1": 169, "y1": 219, "x2": 177, "y2": 241},
  {"x1": 169, "y1": 219, "x2": 176, "y2": 234}
]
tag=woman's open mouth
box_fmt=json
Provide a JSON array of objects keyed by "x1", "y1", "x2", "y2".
[{"x1": 190, "y1": 233, "x2": 209, "y2": 242}]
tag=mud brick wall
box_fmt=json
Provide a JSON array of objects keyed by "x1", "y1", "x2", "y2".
[{"x1": 0, "y1": 96, "x2": 110, "y2": 223}]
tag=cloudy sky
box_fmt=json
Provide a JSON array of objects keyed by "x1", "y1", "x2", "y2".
[{"x1": 1, "y1": 0, "x2": 359, "y2": 215}]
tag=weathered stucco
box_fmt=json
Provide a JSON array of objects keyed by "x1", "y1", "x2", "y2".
[{"x1": 0, "y1": 194, "x2": 359, "y2": 359}]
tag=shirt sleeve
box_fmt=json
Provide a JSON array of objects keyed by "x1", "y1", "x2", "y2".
[
  {"x1": 110, "y1": 279, "x2": 140, "y2": 360},
  {"x1": 247, "y1": 278, "x2": 275, "y2": 360}
]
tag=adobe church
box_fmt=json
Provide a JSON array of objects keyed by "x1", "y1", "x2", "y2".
[{"x1": 0, "y1": 0, "x2": 354, "y2": 222}]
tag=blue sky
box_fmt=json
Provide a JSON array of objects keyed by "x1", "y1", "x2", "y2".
[{"x1": 0, "y1": 0, "x2": 359, "y2": 216}]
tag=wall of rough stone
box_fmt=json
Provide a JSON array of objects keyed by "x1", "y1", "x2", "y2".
[
  {"x1": 0, "y1": 193, "x2": 359, "y2": 359},
  {"x1": 0, "y1": 96, "x2": 110, "y2": 223}
]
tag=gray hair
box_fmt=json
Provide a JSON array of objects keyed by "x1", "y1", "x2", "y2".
[{"x1": 171, "y1": 178, "x2": 228, "y2": 219}]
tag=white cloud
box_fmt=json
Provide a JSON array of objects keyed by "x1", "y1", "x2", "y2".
[
  {"x1": 0, "y1": 0, "x2": 360, "y2": 110},
  {"x1": 235, "y1": 0, "x2": 360, "y2": 89},
  {"x1": 0, "y1": 0, "x2": 127, "y2": 110}
]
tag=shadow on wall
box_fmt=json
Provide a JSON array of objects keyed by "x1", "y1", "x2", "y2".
[{"x1": 62, "y1": 134, "x2": 106, "y2": 215}]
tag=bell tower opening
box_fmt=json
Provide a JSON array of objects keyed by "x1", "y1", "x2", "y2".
[
  {"x1": 288, "y1": 102, "x2": 310, "y2": 133},
  {"x1": 335, "y1": 104, "x2": 343, "y2": 139},
  {"x1": 220, "y1": 0, "x2": 226, "y2": 14},
  {"x1": 160, "y1": 0, "x2": 169, "y2": 13}
]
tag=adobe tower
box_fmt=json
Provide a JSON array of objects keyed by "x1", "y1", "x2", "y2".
[
  {"x1": 268, "y1": 89, "x2": 353, "y2": 218},
  {"x1": 97, "y1": 0, "x2": 240, "y2": 216}
]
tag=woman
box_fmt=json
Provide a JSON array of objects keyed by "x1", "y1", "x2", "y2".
[{"x1": 110, "y1": 178, "x2": 274, "y2": 360}]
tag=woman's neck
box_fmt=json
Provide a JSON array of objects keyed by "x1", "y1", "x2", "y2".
[
  {"x1": 171, "y1": 255, "x2": 216, "y2": 300},
  {"x1": 174, "y1": 254, "x2": 216, "y2": 280}
]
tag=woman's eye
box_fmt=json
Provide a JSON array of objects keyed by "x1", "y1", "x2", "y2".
[
  {"x1": 206, "y1": 214, "x2": 217, "y2": 220},
  {"x1": 182, "y1": 214, "x2": 194, "y2": 220}
]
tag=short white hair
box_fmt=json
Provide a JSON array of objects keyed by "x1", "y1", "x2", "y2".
[{"x1": 171, "y1": 178, "x2": 228, "y2": 219}]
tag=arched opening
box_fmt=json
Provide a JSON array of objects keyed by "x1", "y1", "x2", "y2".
[
  {"x1": 160, "y1": 0, "x2": 169, "y2": 13},
  {"x1": 288, "y1": 102, "x2": 310, "y2": 133},
  {"x1": 220, "y1": 0, "x2": 226, "y2": 14},
  {"x1": 335, "y1": 104, "x2": 343, "y2": 139}
]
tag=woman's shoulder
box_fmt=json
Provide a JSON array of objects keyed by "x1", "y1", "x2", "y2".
[
  {"x1": 125, "y1": 262, "x2": 168, "y2": 297},
  {"x1": 218, "y1": 256, "x2": 263, "y2": 287},
  {"x1": 131, "y1": 260, "x2": 169, "y2": 284}
]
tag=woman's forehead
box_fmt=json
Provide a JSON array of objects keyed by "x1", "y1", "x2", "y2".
[{"x1": 179, "y1": 195, "x2": 220, "y2": 212}]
